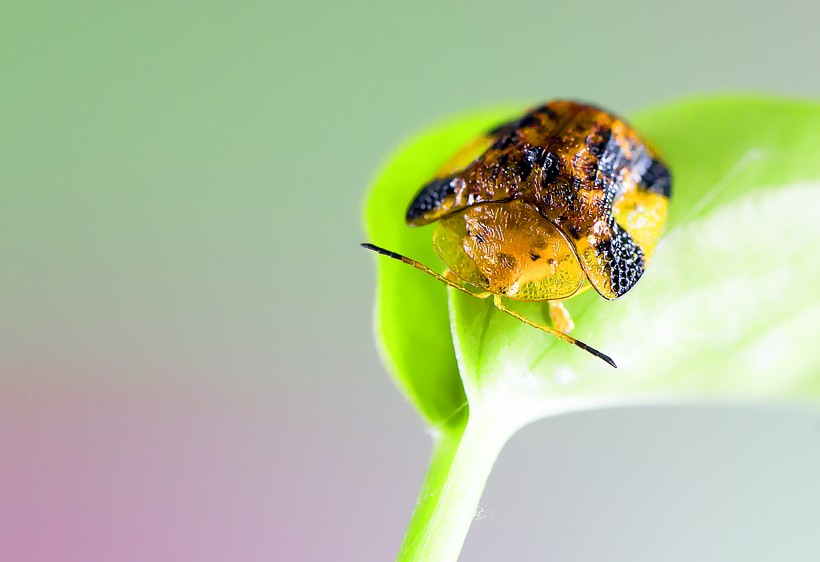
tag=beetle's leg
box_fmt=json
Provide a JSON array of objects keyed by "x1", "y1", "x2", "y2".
[
  {"x1": 547, "y1": 301, "x2": 574, "y2": 334},
  {"x1": 361, "y1": 243, "x2": 493, "y2": 300},
  {"x1": 444, "y1": 269, "x2": 460, "y2": 284},
  {"x1": 492, "y1": 295, "x2": 616, "y2": 368}
]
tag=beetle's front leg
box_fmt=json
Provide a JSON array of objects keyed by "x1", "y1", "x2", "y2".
[{"x1": 547, "y1": 301, "x2": 574, "y2": 334}]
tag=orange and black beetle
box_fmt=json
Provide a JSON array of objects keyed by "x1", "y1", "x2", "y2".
[{"x1": 364, "y1": 100, "x2": 672, "y2": 367}]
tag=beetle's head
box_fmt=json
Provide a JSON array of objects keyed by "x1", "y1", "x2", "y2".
[{"x1": 433, "y1": 200, "x2": 584, "y2": 300}]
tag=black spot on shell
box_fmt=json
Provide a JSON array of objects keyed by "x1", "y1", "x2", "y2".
[
  {"x1": 405, "y1": 176, "x2": 457, "y2": 223},
  {"x1": 517, "y1": 146, "x2": 542, "y2": 181},
  {"x1": 487, "y1": 120, "x2": 517, "y2": 136},
  {"x1": 541, "y1": 152, "x2": 561, "y2": 187},
  {"x1": 587, "y1": 127, "x2": 612, "y2": 158},
  {"x1": 522, "y1": 146, "x2": 541, "y2": 163},
  {"x1": 597, "y1": 137, "x2": 630, "y2": 180},
  {"x1": 515, "y1": 157, "x2": 533, "y2": 182},
  {"x1": 491, "y1": 132, "x2": 517, "y2": 151},
  {"x1": 641, "y1": 159, "x2": 672, "y2": 198},
  {"x1": 596, "y1": 225, "x2": 645, "y2": 297},
  {"x1": 517, "y1": 114, "x2": 540, "y2": 129},
  {"x1": 533, "y1": 105, "x2": 559, "y2": 120}
]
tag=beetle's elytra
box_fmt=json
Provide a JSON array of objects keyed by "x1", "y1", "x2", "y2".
[{"x1": 364, "y1": 100, "x2": 672, "y2": 367}]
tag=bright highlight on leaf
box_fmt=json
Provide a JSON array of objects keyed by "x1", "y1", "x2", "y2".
[{"x1": 363, "y1": 96, "x2": 820, "y2": 562}]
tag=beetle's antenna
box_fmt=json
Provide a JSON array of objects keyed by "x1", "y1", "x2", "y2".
[
  {"x1": 361, "y1": 243, "x2": 483, "y2": 298},
  {"x1": 490, "y1": 295, "x2": 617, "y2": 368},
  {"x1": 361, "y1": 242, "x2": 617, "y2": 368}
]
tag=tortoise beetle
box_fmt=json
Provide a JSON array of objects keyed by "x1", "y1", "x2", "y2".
[{"x1": 364, "y1": 100, "x2": 672, "y2": 367}]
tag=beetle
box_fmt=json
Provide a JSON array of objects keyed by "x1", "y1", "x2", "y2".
[{"x1": 363, "y1": 100, "x2": 672, "y2": 367}]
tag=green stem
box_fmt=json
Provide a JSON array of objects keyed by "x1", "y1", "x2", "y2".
[{"x1": 397, "y1": 411, "x2": 513, "y2": 562}]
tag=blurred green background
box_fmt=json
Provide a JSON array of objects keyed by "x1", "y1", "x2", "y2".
[{"x1": 2, "y1": 0, "x2": 819, "y2": 560}]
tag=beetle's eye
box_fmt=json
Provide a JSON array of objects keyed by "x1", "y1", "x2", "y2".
[{"x1": 529, "y1": 252, "x2": 541, "y2": 261}]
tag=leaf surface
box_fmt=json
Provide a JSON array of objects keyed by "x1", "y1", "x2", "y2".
[{"x1": 364, "y1": 96, "x2": 820, "y2": 562}]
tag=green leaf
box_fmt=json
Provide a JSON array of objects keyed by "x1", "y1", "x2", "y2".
[{"x1": 363, "y1": 96, "x2": 820, "y2": 562}]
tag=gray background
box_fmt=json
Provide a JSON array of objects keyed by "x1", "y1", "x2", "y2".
[{"x1": 2, "y1": 0, "x2": 820, "y2": 560}]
